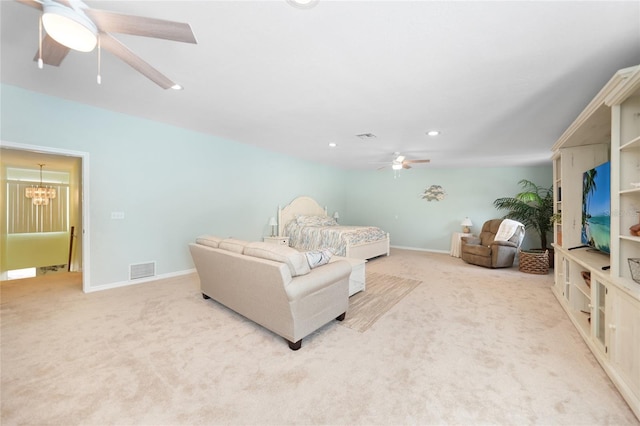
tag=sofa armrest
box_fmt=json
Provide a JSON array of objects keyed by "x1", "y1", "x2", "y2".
[
  {"x1": 491, "y1": 240, "x2": 518, "y2": 248},
  {"x1": 462, "y1": 236, "x2": 481, "y2": 245},
  {"x1": 285, "y1": 260, "x2": 351, "y2": 301}
]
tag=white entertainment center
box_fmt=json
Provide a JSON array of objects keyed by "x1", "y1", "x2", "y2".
[{"x1": 552, "y1": 65, "x2": 640, "y2": 420}]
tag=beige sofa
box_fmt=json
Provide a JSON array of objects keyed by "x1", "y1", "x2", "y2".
[{"x1": 189, "y1": 236, "x2": 352, "y2": 350}]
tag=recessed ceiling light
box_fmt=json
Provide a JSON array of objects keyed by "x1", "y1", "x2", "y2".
[
  {"x1": 171, "y1": 84, "x2": 183, "y2": 90},
  {"x1": 328, "y1": 142, "x2": 337, "y2": 148},
  {"x1": 286, "y1": 0, "x2": 319, "y2": 9},
  {"x1": 427, "y1": 130, "x2": 440, "y2": 136}
]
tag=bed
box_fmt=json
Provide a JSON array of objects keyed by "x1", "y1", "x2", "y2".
[{"x1": 278, "y1": 196, "x2": 390, "y2": 260}]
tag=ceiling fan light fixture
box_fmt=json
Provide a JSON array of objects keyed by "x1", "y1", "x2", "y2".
[
  {"x1": 392, "y1": 164, "x2": 403, "y2": 171},
  {"x1": 42, "y1": 2, "x2": 97, "y2": 53}
]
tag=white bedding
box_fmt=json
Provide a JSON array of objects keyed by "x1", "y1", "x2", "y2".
[
  {"x1": 284, "y1": 219, "x2": 388, "y2": 257},
  {"x1": 278, "y1": 196, "x2": 390, "y2": 259}
]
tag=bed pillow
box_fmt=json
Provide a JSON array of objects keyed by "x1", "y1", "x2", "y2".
[
  {"x1": 244, "y1": 242, "x2": 310, "y2": 277},
  {"x1": 195, "y1": 235, "x2": 223, "y2": 248},
  {"x1": 219, "y1": 238, "x2": 250, "y2": 254},
  {"x1": 296, "y1": 215, "x2": 337, "y2": 227},
  {"x1": 304, "y1": 249, "x2": 333, "y2": 269}
]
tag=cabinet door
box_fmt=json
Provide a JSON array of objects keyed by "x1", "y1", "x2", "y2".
[
  {"x1": 592, "y1": 278, "x2": 608, "y2": 355},
  {"x1": 609, "y1": 287, "x2": 640, "y2": 400}
]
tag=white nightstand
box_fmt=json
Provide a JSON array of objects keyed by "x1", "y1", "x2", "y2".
[{"x1": 263, "y1": 236, "x2": 290, "y2": 246}]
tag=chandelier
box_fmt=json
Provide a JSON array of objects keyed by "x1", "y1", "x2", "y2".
[{"x1": 25, "y1": 164, "x2": 57, "y2": 206}]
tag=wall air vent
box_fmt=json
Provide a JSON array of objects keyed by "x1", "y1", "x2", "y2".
[
  {"x1": 356, "y1": 133, "x2": 377, "y2": 139},
  {"x1": 129, "y1": 261, "x2": 156, "y2": 280}
]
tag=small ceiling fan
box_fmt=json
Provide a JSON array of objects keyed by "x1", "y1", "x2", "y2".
[
  {"x1": 378, "y1": 153, "x2": 430, "y2": 170},
  {"x1": 16, "y1": 0, "x2": 198, "y2": 89}
]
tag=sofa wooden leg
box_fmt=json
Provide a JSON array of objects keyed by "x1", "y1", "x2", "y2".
[
  {"x1": 336, "y1": 312, "x2": 346, "y2": 321},
  {"x1": 288, "y1": 339, "x2": 302, "y2": 351},
  {"x1": 202, "y1": 293, "x2": 210, "y2": 300}
]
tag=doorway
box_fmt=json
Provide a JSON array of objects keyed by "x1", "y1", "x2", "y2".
[{"x1": 0, "y1": 141, "x2": 90, "y2": 291}]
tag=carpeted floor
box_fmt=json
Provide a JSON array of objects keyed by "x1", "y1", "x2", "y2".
[{"x1": 1, "y1": 248, "x2": 639, "y2": 425}]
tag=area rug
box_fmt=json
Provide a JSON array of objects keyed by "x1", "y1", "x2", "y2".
[{"x1": 340, "y1": 272, "x2": 422, "y2": 333}]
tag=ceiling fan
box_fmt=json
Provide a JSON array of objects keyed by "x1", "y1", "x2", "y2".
[
  {"x1": 378, "y1": 153, "x2": 430, "y2": 170},
  {"x1": 15, "y1": 0, "x2": 198, "y2": 89}
]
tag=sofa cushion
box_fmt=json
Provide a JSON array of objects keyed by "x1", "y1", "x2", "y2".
[
  {"x1": 196, "y1": 235, "x2": 223, "y2": 248},
  {"x1": 304, "y1": 249, "x2": 333, "y2": 269},
  {"x1": 219, "y1": 238, "x2": 250, "y2": 254},
  {"x1": 244, "y1": 242, "x2": 311, "y2": 277}
]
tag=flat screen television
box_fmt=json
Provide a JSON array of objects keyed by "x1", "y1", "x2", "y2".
[{"x1": 581, "y1": 161, "x2": 611, "y2": 254}]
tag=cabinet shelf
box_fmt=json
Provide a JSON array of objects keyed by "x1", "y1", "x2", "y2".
[
  {"x1": 620, "y1": 187, "x2": 640, "y2": 195},
  {"x1": 574, "y1": 278, "x2": 591, "y2": 299},
  {"x1": 620, "y1": 135, "x2": 640, "y2": 151},
  {"x1": 569, "y1": 307, "x2": 592, "y2": 336},
  {"x1": 619, "y1": 235, "x2": 640, "y2": 243}
]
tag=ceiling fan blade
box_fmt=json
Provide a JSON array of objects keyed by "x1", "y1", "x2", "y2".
[
  {"x1": 85, "y1": 9, "x2": 197, "y2": 44},
  {"x1": 402, "y1": 164, "x2": 412, "y2": 169},
  {"x1": 99, "y1": 33, "x2": 175, "y2": 89},
  {"x1": 15, "y1": 0, "x2": 43, "y2": 10},
  {"x1": 405, "y1": 159, "x2": 431, "y2": 164},
  {"x1": 33, "y1": 34, "x2": 70, "y2": 66},
  {"x1": 395, "y1": 155, "x2": 405, "y2": 163}
]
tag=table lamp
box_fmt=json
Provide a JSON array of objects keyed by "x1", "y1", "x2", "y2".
[
  {"x1": 269, "y1": 217, "x2": 277, "y2": 237},
  {"x1": 333, "y1": 211, "x2": 340, "y2": 223},
  {"x1": 461, "y1": 217, "x2": 473, "y2": 233}
]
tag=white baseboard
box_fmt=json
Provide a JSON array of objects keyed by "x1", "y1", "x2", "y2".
[
  {"x1": 85, "y1": 268, "x2": 197, "y2": 293},
  {"x1": 390, "y1": 245, "x2": 449, "y2": 254}
]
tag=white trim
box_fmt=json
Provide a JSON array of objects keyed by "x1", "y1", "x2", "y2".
[
  {"x1": 0, "y1": 140, "x2": 91, "y2": 291},
  {"x1": 84, "y1": 269, "x2": 196, "y2": 293},
  {"x1": 390, "y1": 245, "x2": 449, "y2": 254}
]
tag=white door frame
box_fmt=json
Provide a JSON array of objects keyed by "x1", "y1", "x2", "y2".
[{"x1": 0, "y1": 140, "x2": 91, "y2": 291}]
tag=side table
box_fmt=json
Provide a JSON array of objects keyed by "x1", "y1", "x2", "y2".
[
  {"x1": 330, "y1": 256, "x2": 366, "y2": 296},
  {"x1": 263, "y1": 236, "x2": 290, "y2": 246},
  {"x1": 450, "y1": 232, "x2": 473, "y2": 257}
]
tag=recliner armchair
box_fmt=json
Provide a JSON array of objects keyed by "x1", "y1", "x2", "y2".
[{"x1": 460, "y1": 219, "x2": 525, "y2": 268}]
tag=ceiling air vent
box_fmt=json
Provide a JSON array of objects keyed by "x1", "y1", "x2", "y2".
[
  {"x1": 130, "y1": 261, "x2": 156, "y2": 280},
  {"x1": 356, "y1": 133, "x2": 377, "y2": 140}
]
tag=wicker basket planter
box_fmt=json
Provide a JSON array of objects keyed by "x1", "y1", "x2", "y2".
[{"x1": 519, "y1": 249, "x2": 549, "y2": 274}]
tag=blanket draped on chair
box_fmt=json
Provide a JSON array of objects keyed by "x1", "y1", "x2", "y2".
[{"x1": 494, "y1": 219, "x2": 524, "y2": 244}]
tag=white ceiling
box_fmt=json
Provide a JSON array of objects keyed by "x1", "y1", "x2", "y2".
[{"x1": 2, "y1": 1, "x2": 639, "y2": 170}]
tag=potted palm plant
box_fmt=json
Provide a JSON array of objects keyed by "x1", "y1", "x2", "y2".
[{"x1": 493, "y1": 179, "x2": 554, "y2": 270}]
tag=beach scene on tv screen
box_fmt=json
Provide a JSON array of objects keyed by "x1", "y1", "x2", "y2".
[{"x1": 581, "y1": 161, "x2": 611, "y2": 254}]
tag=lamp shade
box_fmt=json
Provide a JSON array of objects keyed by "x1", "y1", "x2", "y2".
[
  {"x1": 333, "y1": 212, "x2": 339, "y2": 219},
  {"x1": 42, "y1": 2, "x2": 98, "y2": 52},
  {"x1": 268, "y1": 217, "x2": 277, "y2": 226}
]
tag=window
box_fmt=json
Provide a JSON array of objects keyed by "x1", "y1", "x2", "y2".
[{"x1": 5, "y1": 167, "x2": 70, "y2": 234}]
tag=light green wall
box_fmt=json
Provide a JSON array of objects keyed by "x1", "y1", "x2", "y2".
[
  {"x1": 1, "y1": 84, "x2": 552, "y2": 288},
  {"x1": 344, "y1": 166, "x2": 553, "y2": 251},
  {"x1": 1, "y1": 85, "x2": 347, "y2": 287}
]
